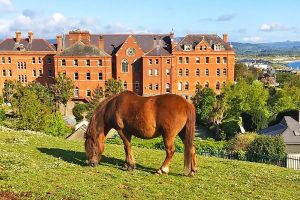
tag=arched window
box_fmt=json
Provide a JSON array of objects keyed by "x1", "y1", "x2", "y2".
[
  {"x1": 185, "y1": 82, "x2": 189, "y2": 90},
  {"x1": 216, "y1": 68, "x2": 220, "y2": 76},
  {"x1": 185, "y1": 69, "x2": 189, "y2": 76},
  {"x1": 196, "y1": 69, "x2": 200, "y2": 76},
  {"x1": 123, "y1": 81, "x2": 127, "y2": 90},
  {"x1": 178, "y1": 82, "x2": 182, "y2": 91},
  {"x1": 178, "y1": 68, "x2": 182, "y2": 76},
  {"x1": 121, "y1": 60, "x2": 129, "y2": 73},
  {"x1": 223, "y1": 68, "x2": 227, "y2": 76},
  {"x1": 205, "y1": 82, "x2": 209, "y2": 88},
  {"x1": 166, "y1": 83, "x2": 170, "y2": 93},
  {"x1": 216, "y1": 82, "x2": 220, "y2": 90},
  {"x1": 74, "y1": 87, "x2": 79, "y2": 97}
]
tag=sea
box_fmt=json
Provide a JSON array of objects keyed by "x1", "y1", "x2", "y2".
[{"x1": 287, "y1": 61, "x2": 300, "y2": 70}]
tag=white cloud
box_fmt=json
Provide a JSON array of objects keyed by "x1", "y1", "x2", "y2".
[
  {"x1": 243, "y1": 36, "x2": 263, "y2": 43},
  {"x1": 0, "y1": 0, "x2": 13, "y2": 12},
  {"x1": 260, "y1": 23, "x2": 296, "y2": 32},
  {"x1": 199, "y1": 13, "x2": 236, "y2": 22}
]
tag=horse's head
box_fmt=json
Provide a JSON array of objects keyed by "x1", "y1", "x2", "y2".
[{"x1": 84, "y1": 132, "x2": 101, "y2": 167}]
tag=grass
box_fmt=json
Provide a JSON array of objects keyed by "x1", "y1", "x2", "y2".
[{"x1": 1, "y1": 130, "x2": 300, "y2": 199}]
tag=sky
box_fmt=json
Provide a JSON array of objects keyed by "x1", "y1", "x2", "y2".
[{"x1": 0, "y1": 0, "x2": 299, "y2": 43}]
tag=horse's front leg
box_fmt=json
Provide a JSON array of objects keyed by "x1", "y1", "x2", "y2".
[
  {"x1": 117, "y1": 130, "x2": 136, "y2": 170},
  {"x1": 157, "y1": 136, "x2": 175, "y2": 175}
]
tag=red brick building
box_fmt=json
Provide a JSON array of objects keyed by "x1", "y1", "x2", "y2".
[{"x1": 0, "y1": 30, "x2": 235, "y2": 101}]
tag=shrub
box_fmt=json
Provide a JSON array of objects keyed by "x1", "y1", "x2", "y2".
[
  {"x1": 72, "y1": 103, "x2": 88, "y2": 121},
  {"x1": 0, "y1": 108, "x2": 6, "y2": 122},
  {"x1": 228, "y1": 132, "x2": 258, "y2": 152},
  {"x1": 246, "y1": 135, "x2": 286, "y2": 162},
  {"x1": 43, "y1": 112, "x2": 72, "y2": 137}
]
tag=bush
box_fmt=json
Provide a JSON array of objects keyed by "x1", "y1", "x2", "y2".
[
  {"x1": 43, "y1": 112, "x2": 72, "y2": 137},
  {"x1": 228, "y1": 132, "x2": 258, "y2": 152},
  {"x1": 72, "y1": 103, "x2": 88, "y2": 121},
  {"x1": 246, "y1": 135, "x2": 286, "y2": 162},
  {"x1": 0, "y1": 108, "x2": 6, "y2": 122}
]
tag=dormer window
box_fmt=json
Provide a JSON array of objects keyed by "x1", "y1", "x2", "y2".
[{"x1": 184, "y1": 44, "x2": 192, "y2": 51}]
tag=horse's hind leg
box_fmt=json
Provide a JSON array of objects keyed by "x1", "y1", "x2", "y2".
[
  {"x1": 117, "y1": 129, "x2": 136, "y2": 170},
  {"x1": 157, "y1": 135, "x2": 176, "y2": 175}
]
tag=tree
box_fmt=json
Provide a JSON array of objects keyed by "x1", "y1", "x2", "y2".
[
  {"x1": 87, "y1": 85, "x2": 104, "y2": 118},
  {"x1": 43, "y1": 112, "x2": 72, "y2": 137},
  {"x1": 72, "y1": 103, "x2": 89, "y2": 121},
  {"x1": 52, "y1": 73, "x2": 74, "y2": 115},
  {"x1": 104, "y1": 78, "x2": 123, "y2": 97},
  {"x1": 2, "y1": 80, "x2": 17, "y2": 104}
]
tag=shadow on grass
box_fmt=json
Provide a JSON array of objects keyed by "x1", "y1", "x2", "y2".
[{"x1": 37, "y1": 148, "x2": 181, "y2": 175}]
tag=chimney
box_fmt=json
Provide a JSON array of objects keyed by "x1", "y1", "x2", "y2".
[
  {"x1": 15, "y1": 31, "x2": 21, "y2": 43},
  {"x1": 28, "y1": 31, "x2": 33, "y2": 43},
  {"x1": 170, "y1": 32, "x2": 175, "y2": 50},
  {"x1": 223, "y1": 33, "x2": 228, "y2": 43},
  {"x1": 56, "y1": 34, "x2": 63, "y2": 52},
  {"x1": 98, "y1": 35, "x2": 104, "y2": 51}
]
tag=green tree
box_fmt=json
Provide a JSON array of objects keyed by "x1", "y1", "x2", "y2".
[
  {"x1": 43, "y1": 112, "x2": 72, "y2": 137},
  {"x1": 2, "y1": 80, "x2": 17, "y2": 104},
  {"x1": 72, "y1": 103, "x2": 89, "y2": 121},
  {"x1": 28, "y1": 82, "x2": 55, "y2": 112},
  {"x1": 87, "y1": 85, "x2": 104, "y2": 118},
  {"x1": 52, "y1": 73, "x2": 74, "y2": 115},
  {"x1": 104, "y1": 78, "x2": 123, "y2": 97}
]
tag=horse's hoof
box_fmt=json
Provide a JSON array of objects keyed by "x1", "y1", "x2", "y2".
[
  {"x1": 123, "y1": 163, "x2": 135, "y2": 171},
  {"x1": 188, "y1": 171, "x2": 195, "y2": 177},
  {"x1": 155, "y1": 169, "x2": 163, "y2": 175}
]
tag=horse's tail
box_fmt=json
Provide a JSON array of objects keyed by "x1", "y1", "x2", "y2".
[{"x1": 184, "y1": 103, "x2": 196, "y2": 175}]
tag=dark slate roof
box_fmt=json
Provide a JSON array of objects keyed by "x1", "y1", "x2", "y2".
[
  {"x1": 0, "y1": 38, "x2": 56, "y2": 51},
  {"x1": 62, "y1": 34, "x2": 172, "y2": 55},
  {"x1": 258, "y1": 116, "x2": 300, "y2": 144},
  {"x1": 145, "y1": 46, "x2": 171, "y2": 56},
  {"x1": 58, "y1": 42, "x2": 110, "y2": 57},
  {"x1": 174, "y1": 34, "x2": 233, "y2": 51}
]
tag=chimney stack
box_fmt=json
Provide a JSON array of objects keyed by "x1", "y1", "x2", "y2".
[
  {"x1": 98, "y1": 35, "x2": 104, "y2": 51},
  {"x1": 170, "y1": 32, "x2": 175, "y2": 50},
  {"x1": 56, "y1": 34, "x2": 63, "y2": 52},
  {"x1": 28, "y1": 31, "x2": 33, "y2": 43},
  {"x1": 15, "y1": 31, "x2": 21, "y2": 43},
  {"x1": 223, "y1": 33, "x2": 228, "y2": 43}
]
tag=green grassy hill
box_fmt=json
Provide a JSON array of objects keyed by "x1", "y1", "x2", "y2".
[{"x1": 1, "y1": 130, "x2": 300, "y2": 200}]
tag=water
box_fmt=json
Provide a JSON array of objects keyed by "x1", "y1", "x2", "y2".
[{"x1": 287, "y1": 61, "x2": 300, "y2": 70}]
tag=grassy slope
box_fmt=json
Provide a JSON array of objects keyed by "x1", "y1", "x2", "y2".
[{"x1": 1, "y1": 130, "x2": 300, "y2": 200}]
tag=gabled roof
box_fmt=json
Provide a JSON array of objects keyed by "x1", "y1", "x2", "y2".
[
  {"x1": 62, "y1": 34, "x2": 172, "y2": 55},
  {"x1": 57, "y1": 42, "x2": 110, "y2": 57},
  {"x1": 0, "y1": 38, "x2": 56, "y2": 52},
  {"x1": 258, "y1": 116, "x2": 300, "y2": 144},
  {"x1": 174, "y1": 34, "x2": 233, "y2": 51}
]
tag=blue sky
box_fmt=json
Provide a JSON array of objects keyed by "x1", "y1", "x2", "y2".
[{"x1": 0, "y1": 0, "x2": 299, "y2": 43}]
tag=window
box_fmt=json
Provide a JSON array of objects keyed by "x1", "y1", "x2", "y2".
[
  {"x1": 184, "y1": 44, "x2": 192, "y2": 51},
  {"x1": 98, "y1": 72, "x2": 103, "y2": 80},
  {"x1": 74, "y1": 87, "x2": 79, "y2": 97},
  {"x1": 17, "y1": 62, "x2": 20, "y2": 69},
  {"x1": 123, "y1": 81, "x2": 127, "y2": 90},
  {"x1": 166, "y1": 68, "x2": 170, "y2": 76},
  {"x1": 205, "y1": 82, "x2": 209, "y2": 88},
  {"x1": 32, "y1": 57, "x2": 35, "y2": 64},
  {"x1": 121, "y1": 60, "x2": 128, "y2": 73},
  {"x1": 48, "y1": 70, "x2": 52, "y2": 77},
  {"x1": 155, "y1": 59, "x2": 159, "y2": 65},
  {"x1": 8, "y1": 57, "x2": 11, "y2": 64},
  {"x1": 216, "y1": 82, "x2": 220, "y2": 90},
  {"x1": 98, "y1": 59, "x2": 103, "y2": 66},
  {"x1": 62, "y1": 59, "x2": 66, "y2": 66},
  {"x1": 38, "y1": 57, "x2": 41, "y2": 64},
  {"x1": 166, "y1": 83, "x2": 170, "y2": 93},
  {"x1": 155, "y1": 84, "x2": 159, "y2": 90},
  {"x1": 149, "y1": 59, "x2": 152, "y2": 65},
  {"x1": 8, "y1": 69, "x2": 12, "y2": 76},
  {"x1": 217, "y1": 57, "x2": 220, "y2": 64},
  {"x1": 24, "y1": 62, "x2": 26, "y2": 69},
  {"x1": 47, "y1": 58, "x2": 52, "y2": 64},
  {"x1": 205, "y1": 69, "x2": 209, "y2": 76},
  {"x1": 196, "y1": 57, "x2": 200, "y2": 64},
  {"x1": 206, "y1": 57, "x2": 209, "y2": 64},
  {"x1": 185, "y1": 69, "x2": 189, "y2": 76},
  {"x1": 74, "y1": 72, "x2": 78, "y2": 80},
  {"x1": 33, "y1": 70, "x2": 36, "y2": 77},
  {"x1": 166, "y1": 59, "x2": 171, "y2": 64},
  {"x1": 203, "y1": 46, "x2": 207, "y2": 50},
  {"x1": 24, "y1": 75, "x2": 27, "y2": 83},
  {"x1": 148, "y1": 69, "x2": 152, "y2": 76},
  {"x1": 200, "y1": 46, "x2": 203, "y2": 51},
  {"x1": 148, "y1": 83, "x2": 152, "y2": 90},
  {"x1": 185, "y1": 82, "x2": 189, "y2": 90},
  {"x1": 18, "y1": 75, "x2": 21, "y2": 82},
  {"x1": 2, "y1": 69, "x2": 6, "y2": 76},
  {"x1": 185, "y1": 57, "x2": 189, "y2": 64},
  {"x1": 39, "y1": 69, "x2": 43, "y2": 77},
  {"x1": 178, "y1": 57, "x2": 182, "y2": 64},
  {"x1": 86, "y1": 90, "x2": 91, "y2": 97},
  {"x1": 135, "y1": 81, "x2": 140, "y2": 91},
  {"x1": 178, "y1": 82, "x2": 182, "y2": 91},
  {"x1": 86, "y1": 59, "x2": 90, "y2": 66},
  {"x1": 1, "y1": 57, "x2": 4, "y2": 63},
  {"x1": 196, "y1": 69, "x2": 200, "y2": 76},
  {"x1": 154, "y1": 69, "x2": 158, "y2": 76},
  {"x1": 73, "y1": 59, "x2": 78, "y2": 66},
  {"x1": 223, "y1": 57, "x2": 227, "y2": 64},
  {"x1": 216, "y1": 68, "x2": 220, "y2": 76},
  {"x1": 223, "y1": 68, "x2": 227, "y2": 76},
  {"x1": 178, "y1": 69, "x2": 182, "y2": 76},
  {"x1": 86, "y1": 72, "x2": 91, "y2": 80}
]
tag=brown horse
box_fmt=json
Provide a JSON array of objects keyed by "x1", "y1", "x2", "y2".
[{"x1": 85, "y1": 91, "x2": 196, "y2": 176}]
